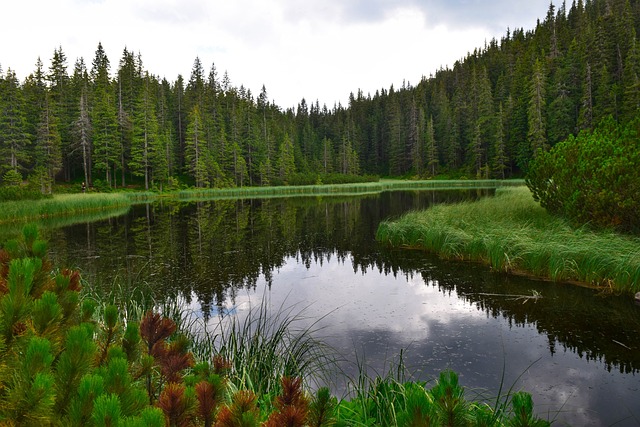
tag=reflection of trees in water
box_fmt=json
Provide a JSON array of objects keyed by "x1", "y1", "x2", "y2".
[
  {"x1": 387, "y1": 253, "x2": 640, "y2": 375},
  {"x1": 48, "y1": 189, "x2": 640, "y2": 374}
]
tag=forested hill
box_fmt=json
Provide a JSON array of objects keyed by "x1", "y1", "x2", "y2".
[{"x1": 1, "y1": 0, "x2": 639, "y2": 191}]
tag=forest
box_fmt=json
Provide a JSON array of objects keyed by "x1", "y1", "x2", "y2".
[{"x1": 1, "y1": 0, "x2": 639, "y2": 192}]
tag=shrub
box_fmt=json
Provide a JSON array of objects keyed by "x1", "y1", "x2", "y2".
[
  {"x1": 2, "y1": 169, "x2": 23, "y2": 186},
  {"x1": 526, "y1": 116, "x2": 640, "y2": 234}
]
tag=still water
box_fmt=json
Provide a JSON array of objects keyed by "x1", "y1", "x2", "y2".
[{"x1": 45, "y1": 190, "x2": 640, "y2": 426}]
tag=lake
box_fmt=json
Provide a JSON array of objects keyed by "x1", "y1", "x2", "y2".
[{"x1": 44, "y1": 189, "x2": 640, "y2": 426}]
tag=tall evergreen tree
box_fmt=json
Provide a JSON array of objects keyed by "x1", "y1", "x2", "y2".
[
  {"x1": 622, "y1": 33, "x2": 640, "y2": 122},
  {"x1": 71, "y1": 59, "x2": 92, "y2": 187},
  {"x1": 90, "y1": 43, "x2": 119, "y2": 187},
  {"x1": 47, "y1": 47, "x2": 72, "y2": 181},
  {"x1": 425, "y1": 114, "x2": 438, "y2": 176},
  {"x1": 528, "y1": 59, "x2": 548, "y2": 159},
  {"x1": 492, "y1": 103, "x2": 508, "y2": 179},
  {"x1": 130, "y1": 72, "x2": 159, "y2": 190},
  {"x1": 578, "y1": 62, "x2": 594, "y2": 130},
  {"x1": 184, "y1": 105, "x2": 208, "y2": 187},
  {"x1": 34, "y1": 92, "x2": 62, "y2": 193},
  {"x1": 277, "y1": 132, "x2": 296, "y2": 183},
  {"x1": 0, "y1": 69, "x2": 29, "y2": 177}
]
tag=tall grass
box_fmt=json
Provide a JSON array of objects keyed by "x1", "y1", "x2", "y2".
[
  {"x1": 0, "y1": 193, "x2": 131, "y2": 224},
  {"x1": 85, "y1": 282, "x2": 338, "y2": 399},
  {"x1": 174, "y1": 179, "x2": 525, "y2": 201},
  {"x1": 193, "y1": 297, "x2": 337, "y2": 397},
  {"x1": 377, "y1": 186, "x2": 640, "y2": 294}
]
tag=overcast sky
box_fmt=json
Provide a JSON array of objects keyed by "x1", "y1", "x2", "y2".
[{"x1": 2, "y1": 0, "x2": 551, "y2": 109}]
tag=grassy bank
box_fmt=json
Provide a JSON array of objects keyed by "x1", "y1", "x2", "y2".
[
  {"x1": 164, "y1": 179, "x2": 524, "y2": 201},
  {"x1": 376, "y1": 186, "x2": 640, "y2": 294},
  {"x1": 0, "y1": 193, "x2": 132, "y2": 225},
  {"x1": 0, "y1": 180, "x2": 524, "y2": 225}
]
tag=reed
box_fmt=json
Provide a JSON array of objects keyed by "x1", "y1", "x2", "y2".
[
  {"x1": 191, "y1": 297, "x2": 337, "y2": 398},
  {"x1": 377, "y1": 186, "x2": 640, "y2": 294},
  {"x1": 0, "y1": 193, "x2": 131, "y2": 225},
  {"x1": 170, "y1": 179, "x2": 524, "y2": 201}
]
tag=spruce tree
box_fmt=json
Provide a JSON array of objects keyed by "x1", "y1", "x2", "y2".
[
  {"x1": 47, "y1": 47, "x2": 72, "y2": 182},
  {"x1": 130, "y1": 72, "x2": 159, "y2": 190},
  {"x1": 0, "y1": 69, "x2": 29, "y2": 178},
  {"x1": 425, "y1": 115, "x2": 438, "y2": 176},
  {"x1": 184, "y1": 105, "x2": 208, "y2": 187},
  {"x1": 528, "y1": 59, "x2": 548, "y2": 159},
  {"x1": 34, "y1": 93, "x2": 62, "y2": 193},
  {"x1": 277, "y1": 133, "x2": 296, "y2": 183},
  {"x1": 90, "y1": 43, "x2": 119, "y2": 187}
]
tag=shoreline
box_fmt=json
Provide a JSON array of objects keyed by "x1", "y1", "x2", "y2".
[
  {"x1": 376, "y1": 186, "x2": 640, "y2": 296},
  {"x1": 0, "y1": 179, "x2": 524, "y2": 224}
]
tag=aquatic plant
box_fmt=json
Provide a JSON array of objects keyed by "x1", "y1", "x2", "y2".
[{"x1": 0, "y1": 193, "x2": 131, "y2": 225}]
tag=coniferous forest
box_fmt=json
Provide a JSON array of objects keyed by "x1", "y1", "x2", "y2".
[{"x1": 1, "y1": 0, "x2": 640, "y2": 192}]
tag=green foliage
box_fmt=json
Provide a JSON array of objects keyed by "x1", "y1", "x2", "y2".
[
  {"x1": 2, "y1": 169, "x2": 23, "y2": 186},
  {"x1": 506, "y1": 392, "x2": 550, "y2": 427},
  {"x1": 527, "y1": 117, "x2": 640, "y2": 233}
]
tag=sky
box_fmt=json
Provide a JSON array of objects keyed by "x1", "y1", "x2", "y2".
[{"x1": 2, "y1": 0, "x2": 551, "y2": 109}]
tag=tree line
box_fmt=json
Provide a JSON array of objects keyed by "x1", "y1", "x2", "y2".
[{"x1": 1, "y1": 0, "x2": 639, "y2": 192}]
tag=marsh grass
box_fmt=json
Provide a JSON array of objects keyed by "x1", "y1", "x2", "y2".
[
  {"x1": 174, "y1": 179, "x2": 525, "y2": 201},
  {"x1": 0, "y1": 193, "x2": 131, "y2": 225},
  {"x1": 377, "y1": 186, "x2": 640, "y2": 293},
  {"x1": 86, "y1": 282, "x2": 338, "y2": 400},
  {"x1": 196, "y1": 297, "x2": 338, "y2": 397}
]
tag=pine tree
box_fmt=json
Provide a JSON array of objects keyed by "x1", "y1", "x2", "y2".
[
  {"x1": 22, "y1": 58, "x2": 47, "y2": 157},
  {"x1": 425, "y1": 115, "x2": 438, "y2": 176},
  {"x1": 184, "y1": 105, "x2": 208, "y2": 187},
  {"x1": 387, "y1": 92, "x2": 405, "y2": 176},
  {"x1": 492, "y1": 103, "x2": 508, "y2": 179},
  {"x1": 34, "y1": 93, "x2": 62, "y2": 193},
  {"x1": 578, "y1": 62, "x2": 594, "y2": 130},
  {"x1": 0, "y1": 69, "x2": 29, "y2": 177},
  {"x1": 130, "y1": 72, "x2": 159, "y2": 190},
  {"x1": 116, "y1": 48, "x2": 141, "y2": 187},
  {"x1": 71, "y1": 60, "x2": 92, "y2": 187},
  {"x1": 47, "y1": 47, "x2": 72, "y2": 182},
  {"x1": 90, "y1": 43, "x2": 120, "y2": 187},
  {"x1": 621, "y1": 33, "x2": 640, "y2": 123},
  {"x1": 277, "y1": 133, "x2": 296, "y2": 183},
  {"x1": 409, "y1": 98, "x2": 423, "y2": 175},
  {"x1": 528, "y1": 59, "x2": 548, "y2": 159}
]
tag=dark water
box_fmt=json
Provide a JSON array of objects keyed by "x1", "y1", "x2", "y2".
[{"x1": 45, "y1": 190, "x2": 640, "y2": 426}]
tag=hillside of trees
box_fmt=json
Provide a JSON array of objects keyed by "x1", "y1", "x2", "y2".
[{"x1": 1, "y1": 0, "x2": 639, "y2": 192}]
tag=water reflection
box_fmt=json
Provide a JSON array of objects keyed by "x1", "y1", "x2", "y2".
[{"x1": 45, "y1": 190, "x2": 640, "y2": 426}]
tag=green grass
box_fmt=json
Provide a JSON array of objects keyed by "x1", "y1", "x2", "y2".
[
  {"x1": 190, "y1": 297, "x2": 337, "y2": 398},
  {"x1": 0, "y1": 180, "x2": 524, "y2": 225},
  {"x1": 0, "y1": 193, "x2": 132, "y2": 225},
  {"x1": 376, "y1": 186, "x2": 640, "y2": 294},
  {"x1": 171, "y1": 179, "x2": 524, "y2": 201}
]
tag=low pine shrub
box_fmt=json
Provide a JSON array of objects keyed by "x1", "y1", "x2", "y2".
[{"x1": 527, "y1": 116, "x2": 640, "y2": 234}]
